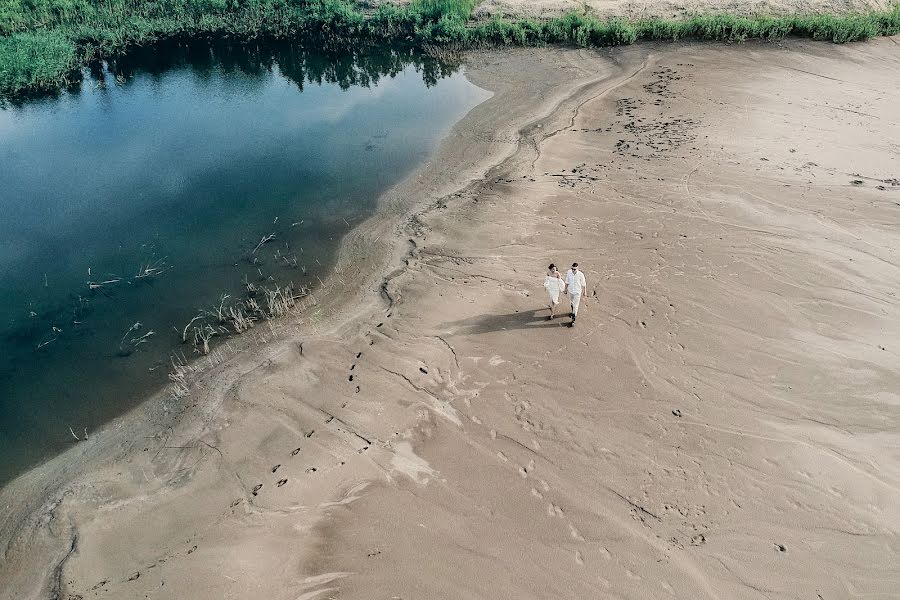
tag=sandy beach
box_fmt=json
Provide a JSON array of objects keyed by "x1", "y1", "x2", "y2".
[{"x1": 2, "y1": 37, "x2": 899, "y2": 599}]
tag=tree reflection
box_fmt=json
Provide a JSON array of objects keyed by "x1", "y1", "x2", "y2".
[{"x1": 103, "y1": 40, "x2": 461, "y2": 93}]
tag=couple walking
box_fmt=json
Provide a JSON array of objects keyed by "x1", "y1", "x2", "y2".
[{"x1": 544, "y1": 263, "x2": 587, "y2": 327}]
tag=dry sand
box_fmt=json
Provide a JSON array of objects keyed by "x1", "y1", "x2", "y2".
[
  {"x1": 2, "y1": 38, "x2": 900, "y2": 600},
  {"x1": 472, "y1": 0, "x2": 893, "y2": 20}
]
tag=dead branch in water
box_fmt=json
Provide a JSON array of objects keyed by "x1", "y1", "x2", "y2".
[
  {"x1": 226, "y1": 305, "x2": 255, "y2": 333},
  {"x1": 35, "y1": 333, "x2": 59, "y2": 350},
  {"x1": 119, "y1": 322, "x2": 154, "y2": 355},
  {"x1": 135, "y1": 257, "x2": 169, "y2": 280},
  {"x1": 181, "y1": 314, "x2": 205, "y2": 343},
  {"x1": 67, "y1": 426, "x2": 88, "y2": 442},
  {"x1": 211, "y1": 294, "x2": 230, "y2": 323},
  {"x1": 192, "y1": 324, "x2": 217, "y2": 355},
  {"x1": 87, "y1": 277, "x2": 122, "y2": 290},
  {"x1": 252, "y1": 233, "x2": 276, "y2": 254}
]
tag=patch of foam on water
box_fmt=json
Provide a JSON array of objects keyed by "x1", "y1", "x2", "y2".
[{"x1": 391, "y1": 441, "x2": 436, "y2": 484}]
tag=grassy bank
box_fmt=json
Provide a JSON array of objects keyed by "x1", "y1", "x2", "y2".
[{"x1": 1, "y1": 0, "x2": 899, "y2": 97}]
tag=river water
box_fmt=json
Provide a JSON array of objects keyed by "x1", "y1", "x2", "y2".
[{"x1": 0, "y1": 43, "x2": 489, "y2": 485}]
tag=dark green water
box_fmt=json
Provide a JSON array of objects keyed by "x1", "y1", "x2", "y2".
[{"x1": 0, "y1": 43, "x2": 489, "y2": 485}]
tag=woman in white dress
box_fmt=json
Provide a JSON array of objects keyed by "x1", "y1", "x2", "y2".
[{"x1": 543, "y1": 264, "x2": 566, "y2": 320}]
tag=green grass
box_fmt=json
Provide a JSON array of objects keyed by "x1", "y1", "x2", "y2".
[
  {"x1": 1, "y1": 0, "x2": 898, "y2": 97},
  {"x1": 0, "y1": 30, "x2": 76, "y2": 93}
]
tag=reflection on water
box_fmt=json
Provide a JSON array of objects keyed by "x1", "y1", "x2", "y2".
[{"x1": 0, "y1": 42, "x2": 489, "y2": 485}]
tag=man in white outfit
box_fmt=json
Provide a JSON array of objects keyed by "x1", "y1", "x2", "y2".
[{"x1": 564, "y1": 262, "x2": 587, "y2": 327}]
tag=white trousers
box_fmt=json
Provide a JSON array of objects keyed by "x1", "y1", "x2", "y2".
[{"x1": 569, "y1": 292, "x2": 582, "y2": 316}]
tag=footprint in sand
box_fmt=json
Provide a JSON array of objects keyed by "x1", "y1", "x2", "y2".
[
  {"x1": 548, "y1": 503, "x2": 563, "y2": 517},
  {"x1": 356, "y1": 352, "x2": 362, "y2": 359},
  {"x1": 519, "y1": 459, "x2": 535, "y2": 479},
  {"x1": 575, "y1": 550, "x2": 584, "y2": 565},
  {"x1": 277, "y1": 479, "x2": 288, "y2": 487},
  {"x1": 291, "y1": 447, "x2": 301, "y2": 456},
  {"x1": 272, "y1": 464, "x2": 281, "y2": 473},
  {"x1": 569, "y1": 523, "x2": 585, "y2": 541},
  {"x1": 307, "y1": 467, "x2": 318, "y2": 473},
  {"x1": 252, "y1": 484, "x2": 263, "y2": 496}
]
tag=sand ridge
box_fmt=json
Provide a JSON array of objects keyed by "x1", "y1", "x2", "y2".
[{"x1": 1, "y1": 39, "x2": 899, "y2": 600}]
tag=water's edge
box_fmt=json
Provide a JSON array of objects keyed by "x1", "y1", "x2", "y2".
[
  {"x1": 0, "y1": 43, "x2": 486, "y2": 484},
  {"x1": 0, "y1": 48, "x2": 634, "y2": 591}
]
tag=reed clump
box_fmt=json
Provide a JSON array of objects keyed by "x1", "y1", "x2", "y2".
[
  {"x1": 2, "y1": 0, "x2": 898, "y2": 96},
  {"x1": 175, "y1": 279, "x2": 309, "y2": 358}
]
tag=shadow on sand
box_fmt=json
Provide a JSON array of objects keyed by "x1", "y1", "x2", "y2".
[{"x1": 441, "y1": 309, "x2": 573, "y2": 336}]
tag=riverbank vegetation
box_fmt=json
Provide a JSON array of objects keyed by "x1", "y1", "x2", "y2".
[{"x1": 2, "y1": 0, "x2": 899, "y2": 96}]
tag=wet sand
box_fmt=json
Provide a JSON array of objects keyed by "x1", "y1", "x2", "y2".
[{"x1": 2, "y1": 39, "x2": 899, "y2": 599}]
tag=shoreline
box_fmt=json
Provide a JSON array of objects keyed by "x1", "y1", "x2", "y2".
[
  {"x1": 0, "y1": 47, "x2": 481, "y2": 487},
  {"x1": 2, "y1": 0, "x2": 899, "y2": 97},
  {"x1": 0, "y1": 46, "x2": 634, "y2": 598},
  {"x1": 2, "y1": 37, "x2": 898, "y2": 599}
]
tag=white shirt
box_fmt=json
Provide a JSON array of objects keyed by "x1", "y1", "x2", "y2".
[{"x1": 566, "y1": 269, "x2": 586, "y2": 295}]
